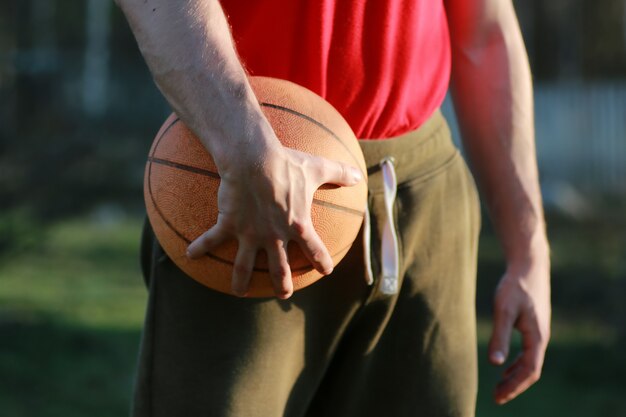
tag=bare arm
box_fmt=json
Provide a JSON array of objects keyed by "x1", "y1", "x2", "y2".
[
  {"x1": 116, "y1": 0, "x2": 361, "y2": 298},
  {"x1": 117, "y1": 0, "x2": 266, "y2": 170},
  {"x1": 445, "y1": 0, "x2": 551, "y2": 404}
]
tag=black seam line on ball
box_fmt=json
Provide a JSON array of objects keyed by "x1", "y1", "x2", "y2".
[
  {"x1": 148, "y1": 157, "x2": 220, "y2": 179},
  {"x1": 148, "y1": 157, "x2": 364, "y2": 218},
  {"x1": 149, "y1": 117, "x2": 180, "y2": 159}
]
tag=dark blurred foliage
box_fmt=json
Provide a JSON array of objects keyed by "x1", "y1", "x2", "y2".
[
  {"x1": 1, "y1": 0, "x2": 168, "y2": 252},
  {"x1": 518, "y1": 0, "x2": 626, "y2": 80}
]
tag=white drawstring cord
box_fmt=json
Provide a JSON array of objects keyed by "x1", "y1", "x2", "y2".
[
  {"x1": 380, "y1": 157, "x2": 399, "y2": 294},
  {"x1": 362, "y1": 157, "x2": 400, "y2": 294},
  {"x1": 363, "y1": 204, "x2": 374, "y2": 285}
]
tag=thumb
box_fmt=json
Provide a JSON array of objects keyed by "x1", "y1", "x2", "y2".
[
  {"x1": 318, "y1": 158, "x2": 363, "y2": 187},
  {"x1": 489, "y1": 303, "x2": 517, "y2": 366}
]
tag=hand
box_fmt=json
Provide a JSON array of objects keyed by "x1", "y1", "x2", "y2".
[
  {"x1": 186, "y1": 138, "x2": 362, "y2": 299},
  {"x1": 488, "y1": 247, "x2": 551, "y2": 404}
]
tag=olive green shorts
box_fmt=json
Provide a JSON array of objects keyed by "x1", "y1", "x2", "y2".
[{"x1": 132, "y1": 110, "x2": 481, "y2": 417}]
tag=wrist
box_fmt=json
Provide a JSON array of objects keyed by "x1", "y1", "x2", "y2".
[
  {"x1": 212, "y1": 112, "x2": 282, "y2": 177},
  {"x1": 204, "y1": 97, "x2": 282, "y2": 173},
  {"x1": 505, "y1": 229, "x2": 550, "y2": 274}
]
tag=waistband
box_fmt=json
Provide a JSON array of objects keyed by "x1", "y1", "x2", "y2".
[{"x1": 359, "y1": 109, "x2": 457, "y2": 194}]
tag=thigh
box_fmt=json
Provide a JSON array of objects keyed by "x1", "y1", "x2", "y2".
[
  {"x1": 306, "y1": 152, "x2": 481, "y2": 417},
  {"x1": 390, "y1": 153, "x2": 481, "y2": 417}
]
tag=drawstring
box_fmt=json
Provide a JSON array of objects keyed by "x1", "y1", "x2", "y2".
[
  {"x1": 362, "y1": 157, "x2": 400, "y2": 294},
  {"x1": 380, "y1": 157, "x2": 400, "y2": 294},
  {"x1": 363, "y1": 204, "x2": 374, "y2": 285}
]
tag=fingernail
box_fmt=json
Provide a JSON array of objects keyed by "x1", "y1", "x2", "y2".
[
  {"x1": 323, "y1": 267, "x2": 334, "y2": 275},
  {"x1": 351, "y1": 168, "x2": 362, "y2": 183},
  {"x1": 277, "y1": 290, "x2": 293, "y2": 300},
  {"x1": 491, "y1": 351, "x2": 506, "y2": 364}
]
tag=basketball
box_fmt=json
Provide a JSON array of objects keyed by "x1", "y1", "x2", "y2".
[{"x1": 143, "y1": 76, "x2": 368, "y2": 297}]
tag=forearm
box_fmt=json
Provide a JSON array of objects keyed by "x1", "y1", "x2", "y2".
[
  {"x1": 115, "y1": 0, "x2": 276, "y2": 173},
  {"x1": 448, "y1": 1, "x2": 548, "y2": 267}
]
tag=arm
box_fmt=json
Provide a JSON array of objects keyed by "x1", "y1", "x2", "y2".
[
  {"x1": 116, "y1": 0, "x2": 362, "y2": 298},
  {"x1": 444, "y1": 0, "x2": 551, "y2": 404}
]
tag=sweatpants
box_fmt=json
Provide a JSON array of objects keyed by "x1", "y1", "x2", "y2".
[{"x1": 132, "y1": 109, "x2": 481, "y2": 417}]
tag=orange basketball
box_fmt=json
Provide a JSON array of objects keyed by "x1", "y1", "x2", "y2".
[{"x1": 144, "y1": 76, "x2": 368, "y2": 297}]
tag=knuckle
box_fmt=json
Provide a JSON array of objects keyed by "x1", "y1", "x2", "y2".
[
  {"x1": 238, "y1": 224, "x2": 257, "y2": 239},
  {"x1": 263, "y1": 234, "x2": 282, "y2": 248},
  {"x1": 309, "y1": 248, "x2": 324, "y2": 263},
  {"x1": 271, "y1": 260, "x2": 291, "y2": 281},
  {"x1": 272, "y1": 265, "x2": 289, "y2": 280},
  {"x1": 270, "y1": 238, "x2": 285, "y2": 250},
  {"x1": 536, "y1": 331, "x2": 549, "y2": 346},
  {"x1": 493, "y1": 294, "x2": 507, "y2": 309},
  {"x1": 309, "y1": 246, "x2": 328, "y2": 265},
  {"x1": 291, "y1": 218, "x2": 308, "y2": 238},
  {"x1": 215, "y1": 217, "x2": 235, "y2": 235},
  {"x1": 339, "y1": 162, "x2": 349, "y2": 181},
  {"x1": 233, "y1": 263, "x2": 252, "y2": 277},
  {"x1": 496, "y1": 302, "x2": 517, "y2": 319}
]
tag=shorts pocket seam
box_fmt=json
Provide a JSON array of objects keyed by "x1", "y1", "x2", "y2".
[{"x1": 396, "y1": 151, "x2": 460, "y2": 190}]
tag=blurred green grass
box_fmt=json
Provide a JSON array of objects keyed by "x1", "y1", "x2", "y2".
[{"x1": 1, "y1": 216, "x2": 625, "y2": 416}]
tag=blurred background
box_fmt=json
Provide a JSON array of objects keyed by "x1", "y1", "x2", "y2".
[{"x1": 0, "y1": 0, "x2": 625, "y2": 416}]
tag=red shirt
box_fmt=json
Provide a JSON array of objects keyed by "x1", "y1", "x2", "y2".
[{"x1": 221, "y1": 0, "x2": 451, "y2": 139}]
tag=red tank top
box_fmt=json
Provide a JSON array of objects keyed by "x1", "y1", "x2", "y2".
[{"x1": 221, "y1": 0, "x2": 451, "y2": 139}]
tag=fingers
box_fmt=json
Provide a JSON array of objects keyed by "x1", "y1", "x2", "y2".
[
  {"x1": 493, "y1": 310, "x2": 548, "y2": 405},
  {"x1": 502, "y1": 354, "x2": 524, "y2": 379},
  {"x1": 266, "y1": 239, "x2": 293, "y2": 299},
  {"x1": 488, "y1": 301, "x2": 517, "y2": 365},
  {"x1": 231, "y1": 240, "x2": 257, "y2": 297},
  {"x1": 291, "y1": 220, "x2": 334, "y2": 275},
  {"x1": 189, "y1": 231, "x2": 294, "y2": 299},
  {"x1": 187, "y1": 226, "x2": 228, "y2": 259},
  {"x1": 494, "y1": 339, "x2": 545, "y2": 404},
  {"x1": 317, "y1": 158, "x2": 363, "y2": 187}
]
